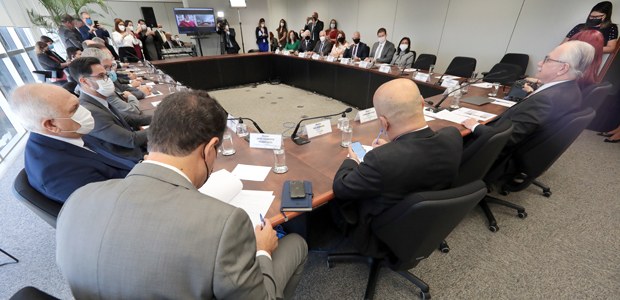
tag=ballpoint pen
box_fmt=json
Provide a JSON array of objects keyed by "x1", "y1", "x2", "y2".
[
  {"x1": 259, "y1": 213, "x2": 265, "y2": 229},
  {"x1": 374, "y1": 129, "x2": 384, "y2": 145}
]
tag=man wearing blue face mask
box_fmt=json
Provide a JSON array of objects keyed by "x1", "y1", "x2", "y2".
[
  {"x1": 70, "y1": 57, "x2": 150, "y2": 164},
  {"x1": 78, "y1": 11, "x2": 96, "y2": 40},
  {"x1": 8, "y1": 84, "x2": 134, "y2": 203}
]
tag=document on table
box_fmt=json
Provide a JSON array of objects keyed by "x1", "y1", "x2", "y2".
[
  {"x1": 151, "y1": 101, "x2": 161, "y2": 107},
  {"x1": 435, "y1": 75, "x2": 460, "y2": 81},
  {"x1": 424, "y1": 109, "x2": 469, "y2": 124},
  {"x1": 451, "y1": 107, "x2": 497, "y2": 122},
  {"x1": 145, "y1": 90, "x2": 163, "y2": 98},
  {"x1": 199, "y1": 170, "x2": 274, "y2": 228},
  {"x1": 231, "y1": 164, "x2": 272, "y2": 181},
  {"x1": 471, "y1": 82, "x2": 493, "y2": 88},
  {"x1": 490, "y1": 98, "x2": 517, "y2": 107}
]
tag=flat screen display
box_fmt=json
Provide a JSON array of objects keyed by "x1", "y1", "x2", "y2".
[{"x1": 173, "y1": 8, "x2": 216, "y2": 35}]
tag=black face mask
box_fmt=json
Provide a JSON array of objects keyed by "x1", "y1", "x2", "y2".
[
  {"x1": 338, "y1": 37, "x2": 345, "y2": 43},
  {"x1": 586, "y1": 18, "x2": 603, "y2": 27},
  {"x1": 352, "y1": 38, "x2": 360, "y2": 44},
  {"x1": 305, "y1": 36, "x2": 310, "y2": 40}
]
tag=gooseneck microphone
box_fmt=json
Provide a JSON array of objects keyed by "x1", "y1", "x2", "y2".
[
  {"x1": 427, "y1": 70, "x2": 507, "y2": 113},
  {"x1": 291, "y1": 107, "x2": 353, "y2": 145},
  {"x1": 227, "y1": 117, "x2": 265, "y2": 133}
]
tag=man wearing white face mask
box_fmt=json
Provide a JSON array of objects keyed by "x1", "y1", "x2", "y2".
[
  {"x1": 310, "y1": 30, "x2": 333, "y2": 56},
  {"x1": 8, "y1": 84, "x2": 134, "y2": 203},
  {"x1": 70, "y1": 57, "x2": 150, "y2": 164},
  {"x1": 366, "y1": 27, "x2": 395, "y2": 64}
]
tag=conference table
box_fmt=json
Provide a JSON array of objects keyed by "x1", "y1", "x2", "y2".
[{"x1": 133, "y1": 53, "x2": 509, "y2": 225}]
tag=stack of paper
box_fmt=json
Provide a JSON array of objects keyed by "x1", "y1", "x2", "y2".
[
  {"x1": 424, "y1": 109, "x2": 469, "y2": 124},
  {"x1": 451, "y1": 108, "x2": 497, "y2": 122},
  {"x1": 490, "y1": 98, "x2": 517, "y2": 107},
  {"x1": 231, "y1": 164, "x2": 272, "y2": 181}
]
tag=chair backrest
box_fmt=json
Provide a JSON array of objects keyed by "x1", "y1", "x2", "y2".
[
  {"x1": 445, "y1": 56, "x2": 477, "y2": 78},
  {"x1": 371, "y1": 180, "x2": 487, "y2": 271},
  {"x1": 513, "y1": 107, "x2": 596, "y2": 179},
  {"x1": 410, "y1": 50, "x2": 417, "y2": 67},
  {"x1": 12, "y1": 169, "x2": 62, "y2": 228},
  {"x1": 482, "y1": 63, "x2": 523, "y2": 86},
  {"x1": 499, "y1": 53, "x2": 529, "y2": 76},
  {"x1": 9, "y1": 286, "x2": 58, "y2": 300},
  {"x1": 581, "y1": 81, "x2": 613, "y2": 111},
  {"x1": 453, "y1": 121, "x2": 513, "y2": 186},
  {"x1": 412, "y1": 54, "x2": 437, "y2": 71}
]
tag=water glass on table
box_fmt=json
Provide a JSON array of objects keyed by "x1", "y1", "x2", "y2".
[
  {"x1": 341, "y1": 126, "x2": 353, "y2": 147},
  {"x1": 428, "y1": 64, "x2": 435, "y2": 76},
  {"x1": 488, "y1": 82, "x2": 500, "y2": 97},
  {"x1": 236, "y1": 123, "x2": 249, "y2": 138},
  {"x1": 273, "y1": 146, "x2": 288, "y2": 174},
  {"x1": 337, "y1": 117, "x2": 349, "y2": 131},
  {"x1": 220, "y1": 133, "x2": 236, "y2": 156}
]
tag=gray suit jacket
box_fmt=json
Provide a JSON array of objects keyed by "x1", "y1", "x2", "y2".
[
  {"x1": 58, "y1": 25, "x2": 83, "y2": 49},
  {"x1": 80, "y1": 92, "x2": 149, "y2": 162},
  {"x1": 312, "y1": 40, "x2": 333, "y2": 56},
  {"x1": 369, "y1": 41, "x2": 396, "y2": 63},
  {"x1": 57, "y1": 163, "x2": 279, "y2": 299}
]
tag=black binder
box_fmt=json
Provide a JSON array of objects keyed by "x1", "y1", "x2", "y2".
[{"x1": 280, "y1": 181, "x2": 313, "y2": 212}]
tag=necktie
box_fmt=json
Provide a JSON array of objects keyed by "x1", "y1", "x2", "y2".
[
  {"x1": 353, "y1": 44, "x2": 358, "y2": 58},
  {"x1": 375, "y1": 43, "x2": 384, "y2": 59},
  {"x1": 320, "y1": 42, "x2": 324, "y2": 53}
]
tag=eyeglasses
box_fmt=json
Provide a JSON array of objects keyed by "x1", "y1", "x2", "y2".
[
  {"x1": 87, "y1": 73, "x2": 109, "y2": 80},
  {"x1": 543, "y1": 55, "x2": 567, "y2": 65}
]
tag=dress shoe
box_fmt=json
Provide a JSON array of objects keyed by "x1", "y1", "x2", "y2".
[
  {"x1": 604, "y1": 138, "x2": 620, "y2": 143},
  {"x1": 597, "y1": 132, "x2": 613, "y2": 137}
]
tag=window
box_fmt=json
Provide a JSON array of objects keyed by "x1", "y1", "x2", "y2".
[
  {"x1": 10, "y1": 53, "x2": 36, "y2": 83},
  {"x1": 15, "y1": 27, "x2": 35, "y2": 48},
  {"x1": 0, "y1": 27, "x2": 23, "y2": 51},
  {"x1": 0, "y1": 92, "x2": 26, "y2": 160},
  {"x1": 0, "y1": 58, "x2": 20, "y2": 97}
]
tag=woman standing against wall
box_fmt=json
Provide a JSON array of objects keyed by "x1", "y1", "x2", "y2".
[{"x1": 256, "y1": 18, "x2": 269, "y2": 52}]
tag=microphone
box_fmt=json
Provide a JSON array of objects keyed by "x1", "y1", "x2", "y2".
[
  {"x1": 428, "y1": 70, "x2": 507, "y2": 113},
  {"x1": 227, "y1": 117, "x2": 265, "y2": 133},
  {"x1": 291, "y1": 107, "x2": 353, "y2": 145}
]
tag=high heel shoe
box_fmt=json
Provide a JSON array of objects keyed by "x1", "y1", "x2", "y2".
[
  {"x1": 604, "y1": 138, "x2": 620, "y2": 143},
  {"x1": 597, "y1": 132, "x2": 613, "y2": 137}
]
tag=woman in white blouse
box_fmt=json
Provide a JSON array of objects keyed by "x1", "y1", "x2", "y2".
[
  {"x1": 112, "y1": 19, "x2": 141, "y2": 62},
  {"x1": 329, "y1": 30, "x2": 349, "y2": 58}
]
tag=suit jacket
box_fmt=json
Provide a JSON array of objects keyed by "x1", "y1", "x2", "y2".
[
  {"x1": 80, "y1": 92, "x2": 150, "y2": 163},
  {"x1": 255, "y1": 27, "x2": 269, "y2": 44},
  {"x1": 369, "y1": 41, "x2": 396, "y2": 63},
  {"x1": 24, "y1": 133, "x2": 132, "y2": 203},
  {"x1": 333, "y1": 127, "x2": 462, "y2": 253},
  {"x1": 57, "y1": 163, "x2": 279, "y2": 299},
  {"x1": 343, "y1": 42, "x2": 370, "y2": 60},
  {"x1": 223, "y1": 28, "x2": 241, "y2": 52},
  {"x1": 390, "y1": 50, "x2": 415, "y2": 67},
  {"x1": 36, "y1": 53, "x2": 64, "y2": 74},
  {"x1": 312, "y1": 40, "x2": 333, "y2": 56},
  {"x1": 58, "y1": 25, "x2": 83, "y2": 49},
  {"x1": 298, "y1": 38, "x2": 315, "y2": 53},
  {"x1": 304, "y1": 20, "x2": 324, "y2": 42}
]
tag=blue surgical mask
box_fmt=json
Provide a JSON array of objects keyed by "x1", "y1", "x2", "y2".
[
  {"x1": 107, "y1": 71, "x2": 118, "y2": 82},
  {"x1": 85, "y1": 18, "x2": 93, "y2": 26},
  {"x1": 48, "y1": 44, "x2": 54, "y2": 50}
]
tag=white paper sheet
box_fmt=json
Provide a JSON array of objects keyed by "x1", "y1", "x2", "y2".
[
  {"x1": 451, "y1": 107, "x2": 497, "y2": 122},
  {"x1": 471, "y1": 82, "x2": 493, "y2": 88},
  {"x1": 231, "y1": 164, "x2": 272, "y2": 181},
  {"x1": 199, "y1": 169, "x2": 243, "y2": 203},
  {"x1": 145, "y1": 90, "x2": 163, "y2": 98},
  {"x1": 228, "y1": 190, "x2": 275, "y2": 228},
  {"x1": 424, "y1": 109, "x2": 469, "y2": 124},
  {"x1": 490, "y1": 98, "x2": 517, "y2": 107},
  {"x1": 151, "y1": 101, "x2": 161, "y2": 107}
]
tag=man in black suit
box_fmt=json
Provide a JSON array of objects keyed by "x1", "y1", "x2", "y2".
[
  {"x1": 332, "y1": 78, "x2": 463, "y2": 253},
  {"x1": 304, "y1": 12, "x2": 324, "y2": 42},
  {"x1": 298, "y1": 30, "x2": 315, "y2": 53},
  {"x1": 217, "y1": 21, "x2": 240, "y2": 54},
  {"x1": 462, "y1": 41, "x2": 595, "y2": 159},
  {"x1": 311, "y1": 30, "x2": 333, "y2": 56},
  {"x1": 343, "y1": 31, "x2": 370, "y2": 61}
]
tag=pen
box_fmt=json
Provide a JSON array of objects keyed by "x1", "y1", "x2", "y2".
[
  {"x1": 374, "y1": 129, "x2": 383, "y2": 144},
  {"x1": 259, "y1": 213, "x2": 265, "y2": 229}
]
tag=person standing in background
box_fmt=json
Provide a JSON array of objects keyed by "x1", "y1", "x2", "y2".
[
  {"x1": 137, "y1": 19, "x2": 161, "y2": 61},
  {"x1": 276, "y1": 19, "x2": 288, "y2": 49},
  {"x1": 58, "y1": 14, "x2": 84, "y2": 50},
  {"x1": 124, "y1": 20, "x2": 143, "y2": 61},
  {"x1": 304, "y1": 12, "x2": 324, "y2": 42},
  {"x1": 256, "y1": 18, "x2": 269, "y2": 52},
  {"x1": 78, "y1": 12, "x2": 96, "y2": 41},
  {"x1": 563, "y1": 1, "x2": 617, "y2": 53},
  {"x1": 326, "y1": 19, "x2": 339, "y2": 44}
]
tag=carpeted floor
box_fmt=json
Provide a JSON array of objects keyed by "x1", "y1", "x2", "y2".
[{"x1": 0, "y1": 83, "x2": 618, "y2": 299}]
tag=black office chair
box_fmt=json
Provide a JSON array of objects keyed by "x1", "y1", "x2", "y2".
[
  {"x1": 409, "y1": 51, "x2": 417, "y2": 67},
  {"x1": 482, "y1": 63, "x2": 523, "y2": 86},
  {"x1": 327, "y1": 181, "x2": 487, "y2": 299},
  {"x1": 580, "y1": 81, "x2": 613, "y2": 112},
  {"x1": 412, "y1": 54, "x2": 437, "y2": 71},
  {"x1": 9, "y1": 287, "x2": 58, "y2": 300},
  {"x1": 32, "y1": 70, "x2": 65, "y2": 85},
  {"x1": 12, "y1": 169, "x2": 62, "y2": 228},
  {"x1": 499, "y1": 53, "x2": 529, "y2": 76},
  {"x1": 482, "y1": 108, "x2": 596, "y2": 231},
  {"x1": 0, "y1": 247, "x2": 19, "y2": 266},
  {"x1": 444, "y1": 56, "x2": 477, "y2": 78}
]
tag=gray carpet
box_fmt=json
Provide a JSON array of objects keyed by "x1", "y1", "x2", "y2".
[{"x1": 0, "y1": 83, "x2": 619, "y2": 299}]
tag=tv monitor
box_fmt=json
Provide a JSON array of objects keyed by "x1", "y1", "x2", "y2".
[{"x1": 173, "y1": 8, "x2": 216, "y2": 35}]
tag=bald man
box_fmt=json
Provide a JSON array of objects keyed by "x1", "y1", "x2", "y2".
[
  {"x1": 332, "y1": 78, "x2": 463, "y2": 252},
  {"x1": 8, "y1": 84, "x2": 134, "y2": 203},
  {"x1": 343, "y1": 31, "x2": 369, "y2": 61}
]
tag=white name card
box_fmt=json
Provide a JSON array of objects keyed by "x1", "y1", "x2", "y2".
[
  {"x1": 359, "y1": 61, "x2": 372, "y2": 69},
  {"x1": 249, "y1": 133, "x2": 283, "y2": 150},
  {"x1": 298, "y1": 52, "x2": 306, "y2": 58},
  {"x1": 340, "y1": 58, "x2": 351, "y2": 65},
  {"x1": 441, "y1": 79, "x2": 459, "y2": 88},
  {"x1": 226, "y1": 114, "x2": 239, "y2": 132},
  {"x1": 275, "y1": 49, "x2": 281, "y2": 54},
  {"x1": 326, "y1": 56, "x2": 336, "y2": 62},
  {"x1": 312, "y1": 54, "x2": 320, "y2": 60},
  {"x1": 414, "y1": 73, "x2": 430, "y2": 82},
  {"x1": 283, "y1": 50, "x2": 290, "y2": 56},
  {"x1": 357, "y1": 107, "x2": 378, "y2": 124},
  {"x1": 305, "y1": 119, "x2": 333, "y2": 139},
  {"x1": 379, "y1": 65, "x2": 391, "y2": 73}
]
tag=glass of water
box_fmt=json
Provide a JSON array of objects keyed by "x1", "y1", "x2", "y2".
[
  {"x1": 341, "y1": 126, "x2": 353, "y2": 147},
  {"x1": 489, "y1": 82, "x2": 500, "y2": 97},
  {"x1": 337, "y1": 116, "x2": 349, "y2": 131},
  {"x1": 273, "y1": 144, "x2": 288, "y2": 174},
  {"x1": 450, "y1": 89, "x2": 462, "y2": 110},
  {"x1": 428, "y1": 64, "x2": 435, "y2": 76},
  {"x1": 220, "y1": 133, "x2": 236, "y2": 156},
  {"x1": 236, "y1": 123, "x2": 249, "y2": 137}
]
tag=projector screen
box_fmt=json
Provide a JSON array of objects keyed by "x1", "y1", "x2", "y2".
[{"x1": 173, "y1": 8, "x2": 216, "y2": 35}]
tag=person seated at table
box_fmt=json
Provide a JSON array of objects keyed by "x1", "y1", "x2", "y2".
[
  {"x1": 326, "y1": 19, "x2": 339, "y2": 44},
  {"x1": 332, "y1": 78, "x2": 463, "y2": 253},
  {"x1": 343, "y1": 31, "x2": 369, "y2": 61},
  {"x1": 562, "y1": 1, "x2": 617, "y2": 53},
  {"x1": 311, "y1": 30, "x2": 333, "y2": 56},
  {"x1": 461, "y1": 41, "x2": 594, "y2": 171},
  {"x1": 269, "y1": 31, "x2": 279, "y2": 52},
  {"x1": 329, "y1": 30, "x2": 349, "y2": 58},
  {"x1": 70, "y1": 57, "x2": 150, "y2": 163},
  {"x1": 298, "y1": 30, "x2": 315, "y2": 53},
  {"x1": 390, "y1": 37, "x2": 415, "y2": 68},
  {"x1": 66, "y1": 46, "x2": 82, "y2": 61},
  {"x1": 56, "y1": 90, "x2": 308, "y2": 299},
  {"x1": 40, "y1": 35, "x2": 68, "y2": 63},
  {"x1": 35, "y1": 41, "x2": 69, "y2": 83},
  {"x1": 366, "y1": 28, "x2": 395, "y2": 64},
  {"x1": 284, "y1": 30, "x2": 300, "y2": 52},
  {"x1": 8, "y1": 84, "x2": 134, "y2": 203}
]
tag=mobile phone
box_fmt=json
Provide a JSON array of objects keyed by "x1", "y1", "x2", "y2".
[
  {"x1": 350, "y1": 142, "x2": 367, "y2": 161},
  {"x1": 93, "y1": 20, "x2": 99, "y2": 28},
  {"x1": 289, "y1": 180, "x2": 306, "y2": 199}
]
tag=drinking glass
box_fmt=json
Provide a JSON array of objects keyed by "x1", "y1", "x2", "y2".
[
  {"x1": 236, "y1": 123, "x2": 249, "y2": 137},
  {"x1": 273, "y1": 146, "x2": 288, "y2": 174},
  {"x1": 489, "y1": 82, "x2": 500, "y2": 97},
  {"x1": 220, "y1": 133, "x2": 236, "y2": 156},
  {"x1": 341, "y1": 126, "x2": 353, "y2": 147}
]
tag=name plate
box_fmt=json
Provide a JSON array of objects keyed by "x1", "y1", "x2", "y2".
[
  {"x1": 441, "y1": 79, "x2": 459, "y2": 88},
  {"x1": 275, "y1": 49, "x2": 281, "y2": 54},
  {"x1": 414, "y1": 72, "x2": 430, "y2": 82},
  {"x1": 298, "y1": 52, "x2": 306, "y2": 58},
  {"x1": 379, "y1": 65, "x2": 391, "y2": 73},
  {"x1": 305, "y1": 119, "x2": 332, "y2": 139},
  {"x1": 249, "y1": 133, "x2": 283, "y2": 150},
  {"x1": 312, "y1": 54, "x2": 320, "y2": 60},
  {"x1": 359, "y1": 61, "x2": 372, "y2": 69},
  {"x1": 283, "y1": 50, "x2": 290, "y2": 56},
  {"x1": 356, "y1": 107, "x2": 378, "y2": 124},
  {"x1": 340, "y1": 58, "x2": 351, "y2": 65},
  {"x1": 226, "y1": 114, "x2": 239, "y2": 132},
  {"x1": 326, "y1": 56, "x2": 336, "y2": 62}
]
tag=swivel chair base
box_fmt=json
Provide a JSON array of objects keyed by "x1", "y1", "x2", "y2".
[
  {"x1": 480, "y1": 196, "x2": 527, "y2": 232},
  {"x1": 327, "y1": 253, "x2": 431, "y2": 300}
]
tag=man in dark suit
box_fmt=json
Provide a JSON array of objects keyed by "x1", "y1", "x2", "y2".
[
  {"x1": 298, "y1": 30, "x2": 315, "y2": 53},
  {"x1": 366, "y1": 27, "x2": 396, "y2": 64},
  {"x1": 70, "y1": 57, "x2": 150, "y2": 163},
  {"x1": 343, "y1": 31, "x2": 370, "y2": 61},
  {"x1": 58, "y1": 14, "x2": 84, "y2": 50},
  {"x1": 57, "y1": 90, "x2": 307, "y2": 299},
  {"x1": 304, "y1": 12, "x2": 324, "y2": 42},
  {"x1": 332, "y1": 79, "x2": 463, "y2": 253},
  {"x1": 217, "y1": 21, "x2": 241, "y2": 54},
  {"x1": 462, "y1": 41, "x2": 595, "y2": 160},
  {"x1": 8, "y1": 84, "x2": 134, "y2": 203},
  {"x1": 311, "y1": 30, "x2": 333, "y2": 56}
]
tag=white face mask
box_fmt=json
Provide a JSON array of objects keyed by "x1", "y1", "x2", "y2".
[
  {"x1": 399, "y1": 44, "x2": 408, "y2": 51},
  {"x1": 94, "y1": 78, "x2": 115, "y2": 97},
  {"x1": 57, "y1": 105, "x2": 95, "y2": 134},
  {"x1": 319, "y1": 36, "x2": 326, "y2": 42},
  {"x1": 330, "y1": 23, "x2": 336, "y2": 29},
  {"x1": 118, "y1": 25, "x2": 125, "y2": 32},
  {"x1": 260, "y1": 23, "x2": 265, "y2": 28},
  {"x1": 127, "y1": 25, "x2": 134, "y2": 31},
  {"x1": 141, "y1": 24, "x2": 147, "y2": 30},
  {"x1": 378, "y1": 36, "x2": 386, "y2": 43},
  {"x1": 280, "y1": 22, "x2": 284, "y2": 26}
]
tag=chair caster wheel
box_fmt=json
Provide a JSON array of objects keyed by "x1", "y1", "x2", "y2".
[
  {"x1": 500, "y1": 190, "x2": 510, "y2": 196},
  {"x1": 488, "y1": 224, "x2": 499, "y2": 232},
  {"x1": 542, "y1": 190, "x2": 552, "y2": 197},
  {"x1": 327, "y1": 260, "x2": 334, "y2": 268},
  {"x1": 440, "y1": 246, "x2": 450, "y2": 254},
  {"x1": 517, "y1": 211, "x2": 528, "y2": 219},
  {"x1": 420, "y1": 291, "x2": 431, "y2": 299}
]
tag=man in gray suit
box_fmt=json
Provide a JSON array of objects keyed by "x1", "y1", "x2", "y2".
[
  {"x1": 57, "y1": 90, "x2": 308, "y2": 299},
  {"x1": 311, "y1": 30, "x2": 333, "y2": 56},
  {"x1": 366, "y1": 28, "x2": 396, "y2": 64},
  {"x1": 58, "y1": 14, "x2": 83, "y2": 50},
  {"x1": 69, "y1": 57, "x2": 150, "y2": 163}
]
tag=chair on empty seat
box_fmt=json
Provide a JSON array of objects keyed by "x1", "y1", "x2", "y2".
[
  {"x1": 444, "y1": 56, "x2": 477, "y2": 78},
  {"x1": 9, "y1": 286, "x2": 58, "y2": 300},
  {"x1": 482, "y1": 63, "x2": 523, "y2": 86},
  {"x1": 580, "y1": 81, "x2": 613, "y2": 111},
  {"x1": 327, "y1": 181, "x2": 487, "y2": 299},
  {"x1": 499, "y1": 53, "x2": 529, "y2": 76},
  {"x1": 12, "y1": 169, "x2": 62, "y2": 228},
  {"x1": 412, "y1": 54, "x2": 437, "y2": 71}
]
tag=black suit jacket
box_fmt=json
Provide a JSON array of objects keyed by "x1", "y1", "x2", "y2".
[
  {"x1": 304, "y1": 20, "x2": 324, "y2": 42},
  {"x1": 343, "y1": 42, "x2": 370, "y2": 60},
  {"x1": 333, "y1": 127, "x2": 462, "y2": 253},
  {"x1": 312, "y1": 40, "x2": 333, "y2": 56},
  {"x1": 298, "y1": 39, "x2": 315, "y2": 53}
]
